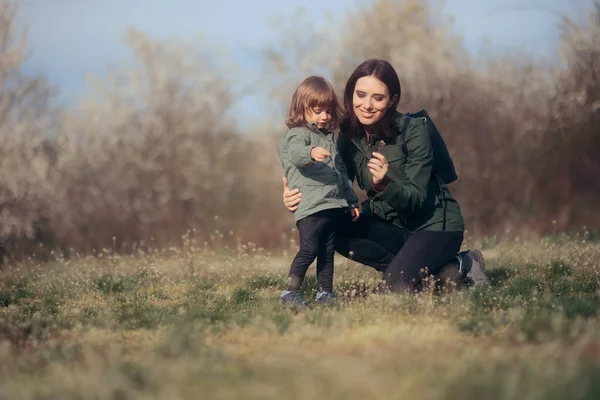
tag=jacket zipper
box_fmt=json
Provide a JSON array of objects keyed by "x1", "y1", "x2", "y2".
[{"x1": 350, "y1": 137, "x2": 414, "y2": 234}]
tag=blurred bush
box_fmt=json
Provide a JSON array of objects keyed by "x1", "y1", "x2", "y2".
[{"x1": 1, "y1": 0, "x2": 599, "y2": 260}]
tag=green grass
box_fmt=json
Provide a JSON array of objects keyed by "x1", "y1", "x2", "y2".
[{"x1": 0, "y1": 238, "x2": 599, "y2": 399}]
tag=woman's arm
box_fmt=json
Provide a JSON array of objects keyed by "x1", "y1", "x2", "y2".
[
  {"x1": 372, "y1": 118, "x2": 433, "y2": 213},
  {"x1": 282, "y1": 177, "x2": 302, "y2": 212}
]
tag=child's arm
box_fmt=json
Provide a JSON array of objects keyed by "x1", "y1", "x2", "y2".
[
  {"x1": 350, "y1": 206, "x2": 360, "y2": 222},
  {"x1": 285, "y1": 128, "x2": 314, "y2": 168},
  {"x1": 310, "y1": 147, "x2": 331, "y2": 162}
]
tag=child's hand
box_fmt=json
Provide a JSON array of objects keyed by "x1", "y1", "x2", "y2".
[
  {"x1": 310, "y1": 147, "x2": 331, "y2": 162},
  {"x1": 350, "y1": 207, "x2": 360, "y2": 222}
]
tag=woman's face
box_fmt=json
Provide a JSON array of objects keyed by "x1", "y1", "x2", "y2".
[{"x1": 352, "y1": 75, "x2": 395, "y2": 127}]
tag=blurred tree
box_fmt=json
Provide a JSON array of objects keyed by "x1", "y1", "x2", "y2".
[
  {"x1": 535, "y1": 1, "x2": 600, "y2": 231},
  {"x1": 52, "y1": 30, "x2": 258, "y2": 250},
  {"x1": 0, "y1": 1, "x2": 56, "y2": 258}
]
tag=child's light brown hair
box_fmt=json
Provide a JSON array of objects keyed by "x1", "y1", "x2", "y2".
[{"x1": 285, "y1": 76, "x2": 342, "y2": 130}]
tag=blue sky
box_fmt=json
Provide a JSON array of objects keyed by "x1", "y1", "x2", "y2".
[{"x1": 15, "y1": 0, "x2": 592, "y2": 128}]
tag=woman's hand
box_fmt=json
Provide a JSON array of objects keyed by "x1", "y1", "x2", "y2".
[
  {"x1": 282, "y1": 177, "x2": 302, "y2": 212},
  {"x1": 368, "y1": 152, "x2": 389, "y2": 186}
]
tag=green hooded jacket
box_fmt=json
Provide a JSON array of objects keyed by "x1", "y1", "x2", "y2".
[
  {"x1": 278, "y1": 124, "x2": 359, "y2": 222},
  {"x1": 337, "y1": 111, "x2": 465, "y2": 233}
]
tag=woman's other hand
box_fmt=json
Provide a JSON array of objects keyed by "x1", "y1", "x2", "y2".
[{"x1": 282, "y1": 177, "x2": 302, "y2": 212}]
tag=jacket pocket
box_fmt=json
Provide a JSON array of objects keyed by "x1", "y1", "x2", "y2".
[
  {"x1": 379, "y1": 145, "x2": 407, "y2": 184},
  {"x1": 305, "y1": 175, "x2": 338, "y2": 200},
  {"x1": 371, "y1": 198, "x2": 400, "y2": 221},
  {"x1": 353, "y1": 152, "x2": 368, "y2": 189},
  {"x1": 379, "y1": 144, "x2": 407, "y2": 164}
]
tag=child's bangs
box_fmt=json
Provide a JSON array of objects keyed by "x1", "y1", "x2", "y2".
[{"x1": 306, "y1": 87, "x2": 336, "y2": 110}]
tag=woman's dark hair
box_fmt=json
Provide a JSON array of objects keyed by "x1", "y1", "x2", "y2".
[{"x1": 340, "y1": 59, "x2": 401, "y2": 139}]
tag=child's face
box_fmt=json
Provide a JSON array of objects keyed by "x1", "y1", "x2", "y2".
[{"x1": 305, "y1": 107, "x2": 332, "y2": 130}]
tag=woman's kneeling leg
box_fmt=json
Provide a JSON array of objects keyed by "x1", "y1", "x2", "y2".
[{"x1": 383, "y1": 231, "x2": 464, "y2": 293}]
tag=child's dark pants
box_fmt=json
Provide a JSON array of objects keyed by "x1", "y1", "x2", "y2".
[{"x1": 286, "y1": 208, "x2": 346, "y2": 293}]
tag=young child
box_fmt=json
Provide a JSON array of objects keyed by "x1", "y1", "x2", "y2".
[{"x1": 277, "y1": 76, "x2": 360, "y2": 307}]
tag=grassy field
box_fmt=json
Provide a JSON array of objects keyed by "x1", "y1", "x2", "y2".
[{"x1": 1, "y1": 235, "x2": 600, "y2": 399}]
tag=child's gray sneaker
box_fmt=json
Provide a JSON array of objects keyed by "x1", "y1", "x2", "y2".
[
  {"x1": 458, "y1": 249, "x2": 491, "y2": 287},
  {"x1": 315, "y1": 291, "x2": 336, "y2": 304},
  {"x1": 281, "y1": 290, "x2": 306, "y2": 309}
]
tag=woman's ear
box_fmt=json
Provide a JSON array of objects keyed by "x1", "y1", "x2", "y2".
[{"x1": 389, "y1": 94, "x2": 399, "y2": 108}]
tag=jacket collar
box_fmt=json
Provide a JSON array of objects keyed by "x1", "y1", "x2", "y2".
[
  {"x1": 390, "y1": 110, "x2": 408, "y2": 139},
  {"x1": 350, "y1": 135, "x2": 372, "y2": 159},
  {"x1": 306, "y1": 123, "x2": 325, "y2": 134},
  {"x1": 349, "y1": 111, "x2": 405, "y2": 157}
]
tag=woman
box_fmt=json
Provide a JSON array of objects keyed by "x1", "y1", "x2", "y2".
[{"x1": 282, "y1": 59, "x2": 489, "y2": 293}]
